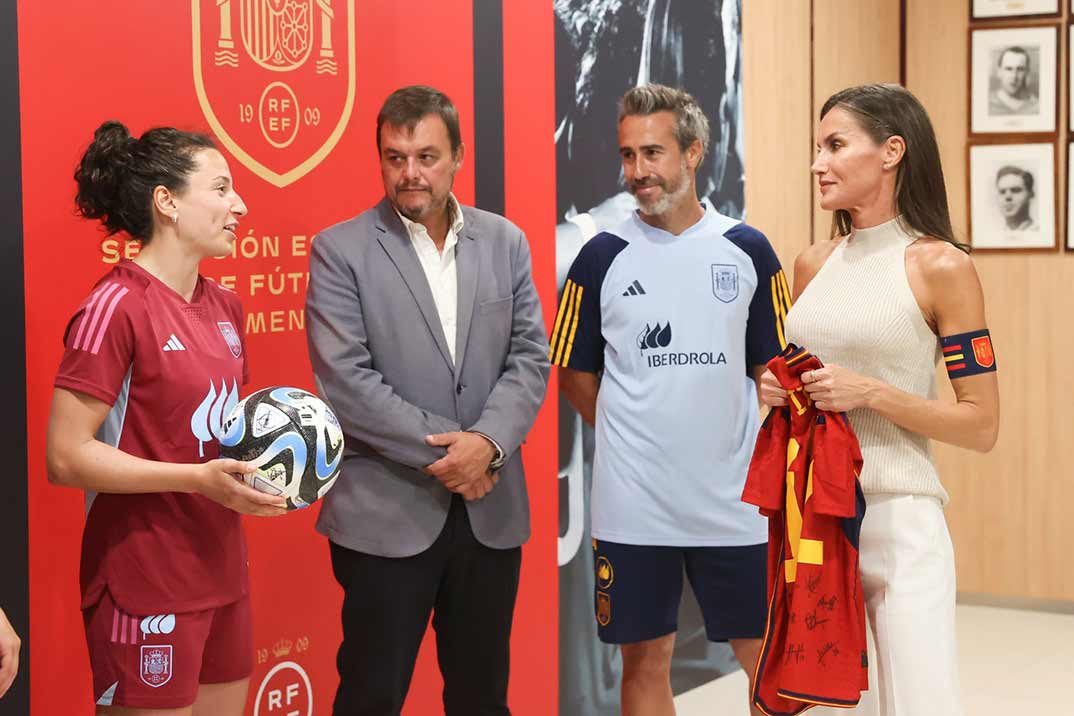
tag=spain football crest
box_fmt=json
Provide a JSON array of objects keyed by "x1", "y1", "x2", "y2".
[
  {"x1": 217, "y1": 321, "x2": 243, "y2": 358},
  {"x1": 140, "y1": 645, "x2": 173, "y2": 688},
  {"x1": 192, "y1": 0, "x2": 356, "y2": 187},
  {"x1": 596, "y1": 592, "x2": 611, "y2": 627},
  {"x1": 711, "y1": 264, "x2": 739, "y2": 303},
  {"x1": 971, "y1": 335, "x2": 995, "y2": 369}
]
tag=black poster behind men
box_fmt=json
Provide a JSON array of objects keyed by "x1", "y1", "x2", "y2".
[{"x1": 553, "y1": 1, "x2": 745, "y2": 714}]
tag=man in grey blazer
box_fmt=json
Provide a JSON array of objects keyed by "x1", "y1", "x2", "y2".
[{"x1": 305, "y1": 85, "x2": 549, "y2": 716}]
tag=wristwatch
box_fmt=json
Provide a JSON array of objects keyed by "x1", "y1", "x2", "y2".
[
  {"x1": 469, "y1": 430, "x2": 506, "y2": 472},
  {"x1": 487, "y1": 446, "x2": 507, "y2": 472}
]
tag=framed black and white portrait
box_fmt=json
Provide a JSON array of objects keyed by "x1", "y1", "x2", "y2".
[
  {"x1": 970, "y1": 26, "x2": 1057, "y2": 134},
  {"x1": 1069, "y1": 29, "x2": 1074, "y2": 132},
  {"x1": 1067, "y1": 143, "x2": 1074, "y2": 250},
  {"x1": 969, "y1": 143, "x2": 1056, "y2": 250},
  {"x1": 970, "y1": 0, "x2": 1059, "y2": 20}
]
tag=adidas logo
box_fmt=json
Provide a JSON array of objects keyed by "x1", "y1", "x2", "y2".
[
  {"x1": 162, "y1": 334, "x2": 186, "y2": 352},
  {"x1": 622, "y1": 280, "x2": 646, "y2": 296}
]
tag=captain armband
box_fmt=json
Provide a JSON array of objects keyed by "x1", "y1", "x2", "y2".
[{"x1": 941, "y1": 329, "x2": 996, "y2": 379}]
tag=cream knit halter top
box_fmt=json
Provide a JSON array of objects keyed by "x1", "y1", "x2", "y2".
[{"x1": 785, "y1": 217, "x2": 947, "y2": 503}]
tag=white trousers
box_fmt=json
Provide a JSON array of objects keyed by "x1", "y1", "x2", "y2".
[{"x1": 813, "y1": 493, "x2": 962, "y2": 716}]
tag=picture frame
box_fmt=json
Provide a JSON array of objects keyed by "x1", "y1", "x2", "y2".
[
  {"x1": 1069, "y1": 28, "x2": 1074, "y2": 132},
  {"x1": 968, "y1": 142, "x2": 1057, "y2": 251},
  {"x1": 970, "y1": 25, "x2": 1058, "y2": 135},
  {"x1": 970, "y1": 0, "x2": 1059, "y2": 21},
  {"x1": 1067, "y1": 143, "x2": 1074, "y2": 250}
]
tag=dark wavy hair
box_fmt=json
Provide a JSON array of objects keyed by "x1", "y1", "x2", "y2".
[
  {"x1": 74, "y1": 121, "x2": 216, "y2": 241},
  {"x1": 996, "y1": 165, "x2": 1034, "y2": 194},
  {"x1": 376, "y1": 85, "x2": 462, "y2": 156},
  {"x1": 820, "y1": 84, "x2": 968, "y2": 253}
]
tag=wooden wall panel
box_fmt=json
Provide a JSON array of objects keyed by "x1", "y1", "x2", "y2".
[
  {"x1": 742, "y1": 0, "x2": 813, "y2": 268},
  {"x1": 745, "y1": 0, "x2": 1070, "y2": 601},
  {"x1": 811, "y1": 0, "x2": 902, "y2": 244},
  {"x1": 744, "y1": 0, "x2": 901, "y2": 263},
  {"x1": 907, "y1": 0, "x2": 1074, "y2": 601}
]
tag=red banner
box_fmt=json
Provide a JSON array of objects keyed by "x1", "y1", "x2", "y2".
[{"x1": 19, "y1": 1, "x2": 556, "y2": 713}]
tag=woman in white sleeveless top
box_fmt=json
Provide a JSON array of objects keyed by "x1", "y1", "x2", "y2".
[{"x1": 759, "y1": 84, "x2": 1000, "y2": 716}]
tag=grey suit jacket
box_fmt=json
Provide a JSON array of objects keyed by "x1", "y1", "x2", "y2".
[{"x1": 306, "y1": 197, "x2": 550, "y2": 557}]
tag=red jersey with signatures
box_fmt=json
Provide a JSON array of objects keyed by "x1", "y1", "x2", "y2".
[
  {"x1": 55, "y1": 261, "x2": 250, "y2": 615},
  {"x1": 741, "y1": 344, "x2": 868, "y2": 714}
]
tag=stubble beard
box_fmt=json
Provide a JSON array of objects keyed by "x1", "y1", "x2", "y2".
[
  {"x1": 395, "y1": 166, "x2": 456, "y2": 224},
  {"x1": 635, "y1": 162, "x2": 694, "y2": 218},
  {"x1": 396, "y1": 189, "x2": 446, "y2": 223}
]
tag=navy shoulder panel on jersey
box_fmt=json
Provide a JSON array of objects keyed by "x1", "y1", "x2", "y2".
[
  {"x1": 724, "y1": 222, "x2": 791, "y2": 369},
  {"x1": 724, "y1": 223, "x2": 781, "y2": 277},
  {"x1": 573, "y1": 231, "x2": 631, "y2": 274},
  {"x1": 549, "y1": 231, "x2": 629, "y2": 372}
]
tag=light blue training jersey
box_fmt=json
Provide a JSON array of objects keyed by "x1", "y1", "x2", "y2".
[{"x1": 550, "y1": 207, "x2": 790, "y2": 546}]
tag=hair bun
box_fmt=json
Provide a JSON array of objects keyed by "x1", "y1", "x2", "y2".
[
  {"x1": 74, "y1": 120, "x2": 137, "y2": 233},
  {"x1": 73, "y1": 121, "x2": 217, "y2": 240},
  {"x1": 92, "y1": 120, "x2": 137, "y2": 167}
]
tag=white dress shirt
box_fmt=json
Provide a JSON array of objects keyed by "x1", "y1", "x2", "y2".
[
  {"x1": 395, "y1": 194, "x2": 464, "y2": 364},
  {"x1": 394, "y1": 194, "x2": 505, "y2": 464}
]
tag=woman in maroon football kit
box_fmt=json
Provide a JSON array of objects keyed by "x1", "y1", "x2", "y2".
[
  {"x1": 759, "y1": 85, "x2": 1000, "y2": 716},
  {"x1": 46, "y1": 121, "x2": 285, "y2": 715}
]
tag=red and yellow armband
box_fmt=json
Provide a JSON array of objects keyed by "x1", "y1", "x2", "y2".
[{"x1": 941, "y1": 329, "x2": 996, "y2": 379}]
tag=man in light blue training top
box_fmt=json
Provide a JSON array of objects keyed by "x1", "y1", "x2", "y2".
[{"x1": 550, "y1": 83, "x2": 788, "y2": 716}]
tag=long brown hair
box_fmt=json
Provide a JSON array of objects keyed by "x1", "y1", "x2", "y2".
[{"x1": 820, "y1": 84, "x2": 968, "y2": 253}]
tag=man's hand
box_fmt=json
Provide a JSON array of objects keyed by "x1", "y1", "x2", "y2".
[
  {"x1": 424, "y1": 431, "x2": 496, "y2": 492},
  {"x1": 0, "y1": 607, "x2": 20, "y2": 698},
  {"x1": 458, "y1": 472, "x2": 500, "y2": 501}
]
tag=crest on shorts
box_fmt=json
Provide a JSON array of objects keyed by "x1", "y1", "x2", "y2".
[
  {"x1": 711, "y1": 264, "x2": 739, "y2": 303},
  {"x1": 971, "y1": 335, "x2": 995, "y2": 368},
  {"x1": 192, "y1": 0, "x2": 356, "y2": 187},
  {"x1": 595, "y1": 556, "x2": 614, "y2": 590},
  {"x1": 140, "y1": 645, "x2": 173, "y2": 688},
  {"x1": 596, "y1": 592, "x2": 612, "y2": 626},
  {"x1": 218, "y1": 321, "x2": 243, "y2": 358}
]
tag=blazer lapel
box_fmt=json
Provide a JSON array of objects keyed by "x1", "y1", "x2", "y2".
[
  {"x1": 374, "y1": 199, "x2": 454, "y2": 371},
  {"x1": 453, "y1": 221, "x2": 479, "y2": 375}
]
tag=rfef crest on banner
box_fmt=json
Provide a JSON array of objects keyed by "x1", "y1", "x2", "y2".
[{"x1": 192, "y1": 0, "x2": 355, "y2": 187}]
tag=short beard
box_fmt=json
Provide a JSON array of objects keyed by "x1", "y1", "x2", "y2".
[
  {"x1": 635, "y1": 160, "x2": 693, "y2": 217},
  {"x1": 395, "y1": 190, "x2": 443, "y2": 223},
  {"x1": 398, "y1": 203, "x2": 428, "y2": 222}
]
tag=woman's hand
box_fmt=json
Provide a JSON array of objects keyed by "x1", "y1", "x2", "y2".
[
  {"x1": 801, "y1": 365, "x2": 877, "y2": 412},
  {"x1": 758, "y1": 369, "x2": 788, "y2": 407},
  {"x1": 194, "y1": 459, "x2": 288, "y2": 517}
]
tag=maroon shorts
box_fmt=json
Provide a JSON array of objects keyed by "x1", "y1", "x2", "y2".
[{"x1": 83, "y1": 589, "x2": 253, "y2": 709}]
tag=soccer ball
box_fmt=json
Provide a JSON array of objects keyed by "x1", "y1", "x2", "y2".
[{"x1": 218, "y1": 386, "x2": 344, "y2": 510}]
